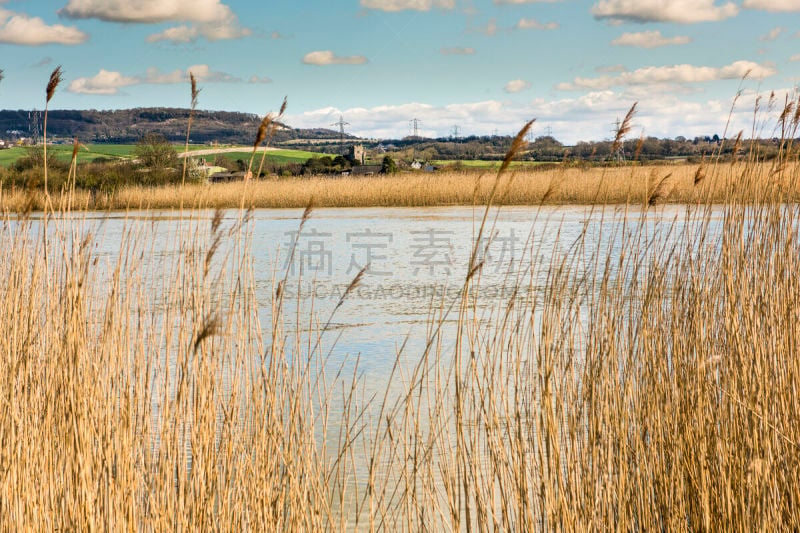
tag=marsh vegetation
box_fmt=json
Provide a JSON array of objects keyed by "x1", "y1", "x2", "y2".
[{"x1": 3, "y1": 71, "x2": 800, "y2": 530}]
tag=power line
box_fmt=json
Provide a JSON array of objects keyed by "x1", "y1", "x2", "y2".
[
  {"x1": 330, "y1": 114, "x2": 349, "y2": 153},
  {"x1": 410, "y1": 118, "x2": 422, "y2": 139},
  {"x1": 451, "y1": 125, "x2": 460, "y2": 140}
]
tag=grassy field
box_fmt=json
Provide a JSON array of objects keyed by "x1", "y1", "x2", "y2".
[
  {"x1": 0, "y1": 143, "x2": 140, "y2": 166},
  {"x1": 0, "y1": 144, "x2": 328, "y2": 168},
  {"x1": 191, "y1": 147, "x2": 332, "y2": 164}
]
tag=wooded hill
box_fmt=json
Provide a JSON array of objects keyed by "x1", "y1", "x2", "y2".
[{"x1": 0, "y1": 108, "x2": 348, "y2": 145}]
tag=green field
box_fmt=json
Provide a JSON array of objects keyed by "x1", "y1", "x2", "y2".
[
  {"x1": 202, "y1": 149, "x2": 332, "y2": 164},
  {"x1": 0, "y1": 144, "x2": 329, "y2": 167},
  {"x1": 0, "y1": 144, "x2": 139, "y2": 167}
]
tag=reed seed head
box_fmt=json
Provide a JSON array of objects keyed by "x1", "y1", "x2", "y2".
[
  {"x1": 46, "y1": 66, "x2": 63, "y2": 104},
  {"x1": 612, "y1": 102, "x2": 637, "y2": 158}
]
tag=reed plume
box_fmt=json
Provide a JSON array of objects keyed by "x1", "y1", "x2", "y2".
[
  {"x1": 181, "y1": 72, "x2": 200, "y2": 187},
  {"x1": 43, "y1": 66, "x2": 63, "y2": 196},
  {"x1": 612, "y1": 102, "x2": 637, "y2": 163}
]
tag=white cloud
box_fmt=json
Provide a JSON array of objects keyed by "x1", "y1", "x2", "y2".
[
  {"x1": 142, "y1": 67, "x2": 184, "y2": 84},
  {"x1": 60, "y1": 0, "x2": 250, "y2": 42},
  {"x1": 759, "y1": 26, "x2": 784, "y2": 41},
  {"x1": 441, "y1": 47, "x2": 476, "y2": 55},
  {"x1": 284, "y1": 88, "x2": 783, "y2": 144},
  {"x1": 743, "y1": 0, "x2": 800, "y2": 11},
  {"x1": 359, "y1": 0, "x2": 455, "y2": 11},
  {"x1": 592, "y1": 0, "x2": 739, "y2": 23},
  {"x1": 515, "y1": 18, "x2": 559, "y2": 30},
  {"x1": 60, "y1": 0, "x2": 234, "y2": 23},
  {"x1": 557, "y1": 61, "x2": 776, "y2": 91},
  {"x1": 146, "y1": 25, "x2": 197, "y2": 43},
  {"x1": 68, "y1": 65, "x2": 243, "y2": 94},
  {"x1": 184, "y1": 64, "x2": 240, "y2": 83},
  {"x1": 248, "y1": 75, "x2": 273, "y2": 84},
  {"x1": 303, "y1": 51, "x2": 368, "y2": 66},
  {"x1": 612, "y1": 30, "x2": 691, "y2": 48},
  {"x1": 146, "y1": 20, "x2": 250, "y2": 43},
  {"x1": 0, "y1": 8, "x2": 87, "y2": 45},
  {"x1": 790, "y1": 54, "x2": 800, "y2": 62},
  {"x1": 505, "y1": 79, "x2": 531, "y2": 93},
  {"x1": 68, "y1": 69, "x2": 139, "y2": 94}
]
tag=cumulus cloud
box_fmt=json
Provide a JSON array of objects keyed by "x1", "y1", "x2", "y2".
[
  {"x1": 743, "y1": 0, "x2": 800, "y2": 11},
  {"x1": 141, "y1": 67, "x2": 184, "y2": 84},
  {"x1": 284, "y1": 88, "x2": 782, "y2": 144},
  {"x1": 60, "y1": 0, "x2": 249, "y2": 42},
  {"x1": 759, "y1": 26, "x2": 783, "y2": 41},
  {"x1": 184, "y1": 64, "x2": 240, "y2": 83},
  {"x1": 557, "y1": 61, "x2": 776, "y2": 91},
  {"x1": 441, "y1": 47, "x2": 476, "y2": 55},
  {"x1": 0, "y1": 8, "x2": 87, "y2": 45},
  {"x1": 515, "y1": 18, "x2": 559, "y2": 30},
  {"x1": 68, "y1": 69, "x2": 139, "y2": 95},
  {"x1": 303, "y1": 51, "x2": 368, "y2": 66},
  {"x1": 68, "y1": 64, "x2": 242, "y2": 94},
  {"x1": 505, "y1": 79, "x2": 531, "y2": 93},
  {"x1": 612, "y1": 30, "x2": 691, "y2": 48},
  {"x1": 592, "y1": 0, "x2": 739, "y2": 23},
  {"x1": 146, "y1": 20, "x2": 250, "y2": 43},
  {"x1": 359, "y1": 0, "x2": 455, "y2": 11},
  {"x1": 60, "y1": 0, "x2": 234, "y2": 23}
]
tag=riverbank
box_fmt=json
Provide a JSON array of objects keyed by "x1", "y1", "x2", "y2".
[{"x1": 2, "y1": 161, "x2": 797, "y2": 212}]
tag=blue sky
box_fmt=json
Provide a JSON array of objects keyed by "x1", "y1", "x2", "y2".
[{"x1": 0, "y1": 0, "x2": 799, "y2": 142}]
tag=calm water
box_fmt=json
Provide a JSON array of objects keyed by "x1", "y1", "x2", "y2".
[
  {"x1": 34, "y1": 204, "x2": 716, "y2": 386},
  {"x1": 20, "y1": 204, "x2": 727, "y2": 523}
]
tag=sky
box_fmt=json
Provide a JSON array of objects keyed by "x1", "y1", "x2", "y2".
[{"x1": 0, "y1": 0, "x2": 799, "y2": 143}]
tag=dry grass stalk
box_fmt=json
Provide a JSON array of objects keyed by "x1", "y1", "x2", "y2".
[
  {"x1": 611, "y1": 102, "x2": 637, "y2": 160},
  {"x1": 694, "y1": 156, "x2": 707, "y2": 186},
  {"x1": 5, "y1": 95, "x2": 800, "y2": 531},
  {"x1": 648, "y1": 172, "x2": 673, "y2": 206},
  {"x1": 4, "y1": 150, "x2": 800, "y2": 530},
  {"x1": 43, "y1": 66, "x2": 63, "y2": 196},
  {"x1": 181, "y1": 72, "x2": 201, "y2": 188}
]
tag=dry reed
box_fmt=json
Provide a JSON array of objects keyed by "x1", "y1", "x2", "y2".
[
  {"x1": 3, "y1": 162, "x2": 798, "y2": 212},
  {"x1": 3, "y1": 96, "x2": 800, "y2": 531}
]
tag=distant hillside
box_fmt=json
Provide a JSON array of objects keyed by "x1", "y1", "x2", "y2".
[{"x1": 0, "y1": 108, "x2": 350, "y2": 145}]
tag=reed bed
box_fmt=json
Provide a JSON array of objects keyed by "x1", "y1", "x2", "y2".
[
  {"x1": 5, "y1": 80, "x2": 800, "y2": 529},
  {"x1": 2, "y1": 161, "x2": 800, "y2": 211},
  {"x1": 1, "y1": 137, "x2": 800, "y2": 530}
]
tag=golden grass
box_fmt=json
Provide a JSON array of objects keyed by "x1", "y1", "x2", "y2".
[
  {"x1": 6, "y1": 76, "x2": 800, "y2": 528},
  {"x1": 3, "y1": 161, "x2": 799, "y2": 211},
  {"x1": 3, "y1": 159, "x2": 800, "y2": 529}
]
